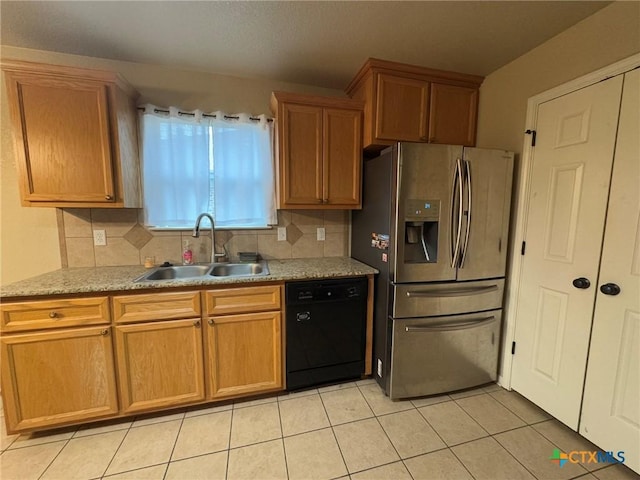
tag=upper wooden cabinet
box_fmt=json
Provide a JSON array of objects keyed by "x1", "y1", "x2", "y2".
[
  {"x1": 2, "y1": 60, "x2": 141, "y2": 208},
  {"x1": 271, "y1": 91, "x2": 364, "y2": 209},
  {"x1": 345, "y1": 58, "x2": 483, "y2": 150}
]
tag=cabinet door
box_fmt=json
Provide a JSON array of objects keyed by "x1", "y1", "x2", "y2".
[
  {"x1": 206, "y1": 311, "x2": 282, "y2": 399},
  {"x1": 115, "y1": 319, "x2": 205, "y2": 413},
  {"x1": 279, "y1": 103, "x2": 323, "y2": 206},
  {"x1": 428, "y1": 83, "x2": 478, "y2": 146},
  {"x1": 324, "y1": 108, "x2": 362, "y2": 207},
  {"x1": 374, "y1": 74, "x2": 429, "y2": 142},
  {"x1": 4, "y1": 72, "x2": 117, "y2": 204},
  {"x1": 0, "y1": 326, "x2": 118, "y2": 433}
]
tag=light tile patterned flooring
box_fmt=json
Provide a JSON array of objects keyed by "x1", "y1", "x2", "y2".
[{"x1": 1, "y1": 379, "x2": 638, "y2": 480}]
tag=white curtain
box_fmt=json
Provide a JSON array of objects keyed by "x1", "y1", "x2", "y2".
[
  {"x1": 140, "y1": 105, "x2": 276, "y2": 228},
  {"x1": 211, "y1": 113, "x2": 277, "y2": 227}
]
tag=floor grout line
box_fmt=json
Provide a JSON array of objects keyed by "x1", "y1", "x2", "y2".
[{"x1": 5, "y1": 382, "x2": 638, "y2": 480}]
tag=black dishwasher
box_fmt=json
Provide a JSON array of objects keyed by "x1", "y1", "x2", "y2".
[{"x1": 286, "y1": 277, "x2": 368, "y2": 390}]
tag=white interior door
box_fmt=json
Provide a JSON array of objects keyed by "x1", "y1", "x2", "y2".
[
  {"x1": 580, "y1": 69, "x2": 640, "y2": 474},
  {"x1": 511, "y1": 75, "x2": 623, "y2": 429}
]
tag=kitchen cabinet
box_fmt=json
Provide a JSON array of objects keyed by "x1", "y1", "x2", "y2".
[
  {"x1": 345, "y1": 58, "x2": 483, "y2": 150},
  {"x1": 1, "y1": 60, "x2": 141, "y2": 208},
  {"x1": 0, "y1": 297, "x2": 117, "y2": 433},
  {"x1": 204, "y1": 285, "x2": 283, "y2": 398},
  {"x1": 112, "y1": 291, "x2": 204, "y2": 413},
  {"x1": 271, "y1": 91, "x2": 364, "y2": 209}
]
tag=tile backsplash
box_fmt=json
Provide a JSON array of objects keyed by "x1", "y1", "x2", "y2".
[{"x1": 58, "y1": 209, "x2": 350, "y2": 268}]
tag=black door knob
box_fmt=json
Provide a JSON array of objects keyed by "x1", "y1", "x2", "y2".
[
  {"x1": 600, "y1": 283, "x2": 621, "y2": 296},
  {"x1": 572, "y1": 277, "x2": 591, "y2": 289}
]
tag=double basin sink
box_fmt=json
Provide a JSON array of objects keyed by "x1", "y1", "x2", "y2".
[{"x1": 135, "y1": 261, "x2": 269, "y2": 282}]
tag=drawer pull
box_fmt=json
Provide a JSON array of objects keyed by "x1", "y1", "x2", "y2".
[
  {"x1": 208, "y1": 318, "x2": 214, "y2": 325},
  {"x1": 406, "y1": 285, "x2": 498, "y2": 298},
  {"x1": 49, "y1": 311, "x2": 58, "y2": 318},
  {"x1": 100, "y1": 329, "x2": 109, "y2": 336},
  {"x1": 405, "y1": 316, "x2": 496, "y2": 332},
  {"x1": 193, "y1": 319, "x2": 201, "y2": 327}
]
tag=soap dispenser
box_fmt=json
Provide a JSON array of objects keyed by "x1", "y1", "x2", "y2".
[{"x1": 182, "y1": 240, "x2": 193, "y2": 265}]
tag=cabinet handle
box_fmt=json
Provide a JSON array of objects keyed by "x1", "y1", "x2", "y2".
[
  {"x1": 49, "y1": 311, "x2": 58, "y2": 319},
  {"x1": 193, "y1": 319, "x2": 201, "y2": 327},
  {"x1": 318, "y1": 198, "x2": 323, "y2": 203},
  {"x1": 208, "y1": 318, "x2": 214, "y2": 325},
  {"x1": 105, "y1": 195, "x2": 113, "y2": 200},
  {"x1": 100, "y1": 329, "x2": 109, "y2": 336}
]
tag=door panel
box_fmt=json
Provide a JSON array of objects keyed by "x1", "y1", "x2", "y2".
[
  {"x1": 428, "y1": 83, "x2": 478, "y2": 146},
  {"x1": 394, "y1": 143, "x2": 461, "y2": 283},
  {"x1": 115, "y1": 319, "x2": 205, "y2": 413},
  {"x1": 458, "y1": 148, "x2": 514, "y2": 280},
  {"x1": 511, "y1": 75, "x2": 624, "y2": 429},
  {"x1": 580, "y1": 69, "x2": 640, "y2": 474},
  {"x1": 390, "y1": 310, "x2": 501, "y2": 399},
  {"x1": 393, "y1": 279, "x2": 504, "y2": 318},
  {"x1": 12, "y1": 76, "x2": 116, "y2": 202},
  {"x1": 1, "y1": 327, "x2": 118, "y2": 432},
  {"x1": 280, "y1": 103, "x2": 323, "y2": 205},
  {"x1": 375, "y1": 74, "x2": 429, "y2": 141},
  {"x1": 324, "y1": 108, "x2": 362, "y2": 206}
]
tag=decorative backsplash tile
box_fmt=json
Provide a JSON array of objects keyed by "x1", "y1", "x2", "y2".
[{"x1": 58, "y1": 208, "x2": 351, "y2": 268}]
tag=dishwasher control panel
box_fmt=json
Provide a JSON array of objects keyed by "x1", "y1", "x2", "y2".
[{"x1": 286, "y1": 278, "x2": 367, "y2": 304}]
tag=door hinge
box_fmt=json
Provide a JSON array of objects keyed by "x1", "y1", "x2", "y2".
[
  {"x1": 525, "y1": 129, "x2": 536, "y2": 147},
  {"x1": 521, "y1": 241, "x2": 526, "y2": 255},
  {"x1": 511, "y1": 341, "x2": 516, "y2": 355}
]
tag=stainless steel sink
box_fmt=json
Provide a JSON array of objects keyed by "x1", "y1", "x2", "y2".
[
  {"x1": 134, "y1": 261, "x2": 269, "y2": 282},
  {"x1": 209, "y1": 262, "x2": 268, "y2": 277},
  {"x1": 135, "y1": 264, "x2": 212, "y2": 282}
]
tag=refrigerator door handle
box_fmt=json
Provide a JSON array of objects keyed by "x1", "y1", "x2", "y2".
[
  {"x1": 405, "y1": 284, "x2": 499, "y2": 298},
  {"x1": 460, "y1": 159, "x2": 472, "y2": 267},
  {"x1": 451, "y1": 158, "x2": 464, "y2": 268},
  {"x1": 405, "y1": 315, "x2": 496, "y2": 332}
]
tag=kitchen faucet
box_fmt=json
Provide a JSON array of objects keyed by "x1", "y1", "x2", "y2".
[{"x1": 192, "y1": 213, "x2": 225, "y2": 264}]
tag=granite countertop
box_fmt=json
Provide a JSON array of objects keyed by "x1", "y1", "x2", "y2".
[{"x1": 0, "y1": 257, "x2": 378, "y2": 299}]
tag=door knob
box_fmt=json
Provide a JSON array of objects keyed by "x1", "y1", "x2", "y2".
[
  {"x1": 572, "y1": 277, "x2": 591, "y2": 289},
  {"x1": 599, "y1": 283, "x2": 621, "y2": 296}
]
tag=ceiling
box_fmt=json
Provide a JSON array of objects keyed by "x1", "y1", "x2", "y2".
[{"x1": 1, "y1": 1, "x2": 611, "y2": 90}]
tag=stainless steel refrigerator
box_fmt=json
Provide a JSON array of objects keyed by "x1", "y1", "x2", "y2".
[{"x1": 351, "y1": 142, "x2": 514, "y2": 399}]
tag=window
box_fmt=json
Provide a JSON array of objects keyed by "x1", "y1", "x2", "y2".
[{"x1": 140, "y1": 106, "x2": 276, "y2": 229}]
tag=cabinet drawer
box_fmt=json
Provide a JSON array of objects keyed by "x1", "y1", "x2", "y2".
[
  {"x1": 112, "y1": 291, "x2": 201, "y2": 323},
  {"x1": 205, "y1": 285, "x2": 281, "y2": 316},
  {"x1": 0, "y1": 297, "x2": 110, "y2": 332}
]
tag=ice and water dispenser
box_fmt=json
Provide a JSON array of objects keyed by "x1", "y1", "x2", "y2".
[{"x1": 403, "y1": 199, "x2": 439, "y2": 263}]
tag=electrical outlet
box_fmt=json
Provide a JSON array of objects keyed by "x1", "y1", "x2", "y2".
[
  {"x1": 377, "y1": 359, "x2": 383, "y2": 377},
  {"x1": 93, "y1": 229, "x2": 107, "y2": 246},
  {"x1": 277, "y1": 227, "x2": 287, "y2": 241},
  {"x1": 317, "y1": 227, "x2": 325, "y2": 241}
]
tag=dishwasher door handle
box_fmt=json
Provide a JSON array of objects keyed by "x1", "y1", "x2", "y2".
[{"x1": 405, "y1": 315, "x2": 496, "y2": 332}]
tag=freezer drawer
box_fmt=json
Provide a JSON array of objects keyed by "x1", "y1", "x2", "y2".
[
  {"x1": 389, "y1": 309, "x2": 501, "y2": 399},
  {"x1": 392, "y1": 278, "x2": 504, "y2": 318}
]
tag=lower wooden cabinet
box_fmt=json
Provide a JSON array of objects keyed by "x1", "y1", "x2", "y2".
[
  {"x1": 114, "y1": 318, "x2": 205, "y2": 413},
  {"x1": 0, "y1": 326, "x2": 118, "y2": 432},
  {"x1": 0, "y1": 283, "x2": 286, "y2": 433},
  {"x1": 206, "y1": 311, "x2": 282, "y2": 399}
]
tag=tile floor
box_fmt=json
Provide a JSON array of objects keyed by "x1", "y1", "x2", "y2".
[{"x1": 1, "y1": 379, "x2": 638, "y2": 480}]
